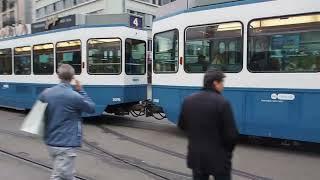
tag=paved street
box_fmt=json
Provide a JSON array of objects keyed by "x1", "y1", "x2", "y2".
[
  {"x1": 0, "y1": 108, "x2": 319, "y2": 180},
  {"x1": 0, "y1": 0, "x2": 319, "y2": 180}
]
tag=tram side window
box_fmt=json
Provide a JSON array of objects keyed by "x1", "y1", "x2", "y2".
[
  {"x1": 87, "y1": 38, "x2": 121, "y2": 74},
  {"x1": 33, "y1": 43, "x2": 54, "y2": 75},
  {"x1": 248, "y1": 13, "x2": 320, "y2": 73},
  {"x1": 56, "y1": 40, "x2": 82, "y2": 74},
  {"x1": 153, "y1": 30, "x2": 179, "y2": 73},
  {"x1": 0, "y1": 48, "x2": 12, "y2": 75},
  {"x1": 14, "y1": 46, "x2": 31, "y2": 75},
  {"x1": 125, "y1": 39, "x2": 146, "y2": 75},
  {"x1": 185, "y1": 22, "x2": 243, "y2": 73}
]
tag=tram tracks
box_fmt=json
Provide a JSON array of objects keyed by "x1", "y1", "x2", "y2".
[
  {"x1": 83, "y1": 139, "x2": 191, "y2": 180},
  {"x1": 0, "y1": 146, "x2": 91, "y2": 180},
  {"x1": 96, "y1": 119, "x2": 272, "y2": 180},
  {"x1": 0, "y1": 113, "x2": 272, "y2": 180},
  {"x1": 0, "y1": 128, "x2": 192, "y2": 180}
]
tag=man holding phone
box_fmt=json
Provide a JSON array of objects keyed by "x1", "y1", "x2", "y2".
[{"x1": 39, "y1": 64, "x2": 95, "y2": 180}]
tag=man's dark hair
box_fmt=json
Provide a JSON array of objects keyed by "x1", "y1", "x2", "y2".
[{"x1": 203, "y1": 70, "x2": 226, "y2": 90}]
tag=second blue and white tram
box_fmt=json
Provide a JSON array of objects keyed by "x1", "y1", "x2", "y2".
[
  {"x1": 0, "y1": 25, "x2": 148, "y2": 116},
  {"x1": 152, "y1": 0, "x2": 320, "y2": 143}
]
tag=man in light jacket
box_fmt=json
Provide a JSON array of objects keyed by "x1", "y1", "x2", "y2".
[
  {"x1": 39, "y1": 64, "x2": 95, "y2": 180},
  {"x1": 178, "y1": 70, "x2": 238, "y2": 180}
]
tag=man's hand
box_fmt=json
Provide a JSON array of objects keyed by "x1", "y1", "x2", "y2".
[{"x1": 74, "y1": 79, "x2": 83, "y2": 92}]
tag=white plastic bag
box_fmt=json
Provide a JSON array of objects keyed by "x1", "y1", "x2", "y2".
[{"x1": 20, "y1": 100, "x2": 48, "y2": 136}]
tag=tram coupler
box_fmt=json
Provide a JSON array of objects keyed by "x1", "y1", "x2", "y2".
[
  {"x1": 144, "y1": 100, "x2": 166, "y2": 119},
  {"x1": 130, "y1": 100, "x2": 166, "y2": 120}
]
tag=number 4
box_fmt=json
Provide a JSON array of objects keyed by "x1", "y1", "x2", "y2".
[{"x1": 133, "y1": 18, "x2": 139, "y2": 27}]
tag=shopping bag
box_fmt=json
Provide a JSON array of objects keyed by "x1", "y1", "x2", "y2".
[{"x1": 20, "y1": 100, "x2": 48, "y2": 136}]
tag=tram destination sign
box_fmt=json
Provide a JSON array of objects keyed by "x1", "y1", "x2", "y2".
[
  {"x1": 129, "y1": 16, "x2": 143, "y2": 29},
  {"x1": 31, "y1": 15, "x2": 76, "y2": 33}
]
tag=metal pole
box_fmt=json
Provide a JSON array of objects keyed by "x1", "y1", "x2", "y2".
[
  {"x1": 15, "y1": 0, "x2": 18, "y2": 24},
  {"x1": 123, "y1": 0, "x2": 126, "y2": 13}
]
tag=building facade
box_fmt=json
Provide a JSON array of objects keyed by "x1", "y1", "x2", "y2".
[
  {"x1": 33, "y1": 0, "x2": 176, "y2": 28},
  {"x1": 0, "y1": 0, "x2": 32, "y2": 28},
  {"x1": 156, "y1": 0, "x2": 244, "y2": 18}
]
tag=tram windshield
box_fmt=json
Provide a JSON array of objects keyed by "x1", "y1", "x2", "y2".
[
  {"x1": 14, "y1": 46, "x2": 31, "y2": 75},
  {"x1": 56, "y1": 40, "x2": 82, "y2": 74},
  {"x1": 125, "y1": 39, "x2": 146, "y2": 75},
  {"x1": 185, "y1": 22, "x2": 243, "y2": 73},
  {"x1": 153, "y1": 30, "x2": 179, "y2": 73},
  {"x1": 0, "y1": 48, "x2": 12, "y2": 75},
  {"x1": 87, "y1": 38, "x2": 121, "y2": 74},
  {"x1": 248, "y1": 13, "x2": 320, "y2": 73}
]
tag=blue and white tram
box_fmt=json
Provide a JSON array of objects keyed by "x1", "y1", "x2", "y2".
[
  {"x1": 152, "y1": 0, "x2": 320, "y2": 143},
  {"x1": 0, "y1": 25, "x2": 148, "y2": 116}
]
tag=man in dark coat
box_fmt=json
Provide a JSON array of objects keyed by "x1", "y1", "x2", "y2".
[{"x1": 178, "y1": 70, "x2": 239, "y2": 180}]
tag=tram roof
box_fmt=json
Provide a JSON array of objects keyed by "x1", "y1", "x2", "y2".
[
  {"x1": 154, "y1": 0, "x2": 272, "y2": 22},
  {"x1": 0, "y1": 24, "x2": 130, "y2": 42}
]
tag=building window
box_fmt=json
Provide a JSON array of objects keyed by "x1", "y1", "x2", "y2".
[
  {"x1": 64, "y1": 0, "x2": 73, "y2": 8},
  {"x1": 8, "y1": 0, "x2": 14, "y2": 9},
  {"x1": 2, "y1": 1, "x2": 7, "y2": 12},
  {"x1": 2, "y1": 11, "x2": 15, "y2": 27},
  {"x1": 248, "y1": 13, "x2": 320, "y2": 73},
  {"x1": 53, "y1": 3, "x2": 56, "y2": 11},
  {"x1": 185, "y1": 22, "x2": 243, "y2": 73},
  {"x1": 46, "y1": 4, "x2": 54, "y2": 14},
  {"x1": 159, "y1": 0, "x2": 175, "y2": 6},
  {"x1": 125, "y1": 39, "x2": 146, "y2": 75},
  {"x1": 9, "y1": 10, "x2": 14, "y2": 20},
  {"x1": 33, "y1": 44, "x2": 54, "y2": 75},
  {"x1": 0, "y1": 48, "x2": 12, "y2": 75},
  {"x1": 37, "y1": 7, "x2": 45, "y2": 18},
  {"x1": 2, "y1": 14, "x2": 7, "y2": 27},
  {"x1": 2, "y1": 14, "x2": 7, "y2": 22},
  {"x1": 44, "y1": 6, "x2": 47, "y2": 15},
  {"x1": 56, "y1": 40, "x2": 82, "y2": 74},
  {"x1": 55, "y1": 1, "x2": 64, "y2": 11},
  {"x1": 14, "y1": 46, "x2": 31, "y2": 75},
  {"x1": 36, "y1": 9, "x2": 40, "y2": 18},
  {"x1": 87, "y1": 38, "x2": 122, "y2": 74},
  {"x1": 153, "y1": 29, "x2": 179, "y2": 73}
]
